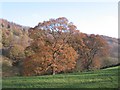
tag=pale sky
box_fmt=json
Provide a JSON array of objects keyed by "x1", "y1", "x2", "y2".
[{"x1": 0, "y1": 2, "x2": 118, "y2": 38}]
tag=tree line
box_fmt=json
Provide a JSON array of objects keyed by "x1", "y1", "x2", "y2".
[{"x1": 2, "y1": 17, "x2": 109, "y2": 76}]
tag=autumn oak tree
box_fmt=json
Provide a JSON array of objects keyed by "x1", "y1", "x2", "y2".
[
  {"x1": 78, "y1": 34, "x2": 109, "y2": 71},
  {"x1": 22, "y1": 17, "x2": 109, "y2": 76},
  {"x1": 23, "y1": 42, "x2": 77, "y2": 76},
  {"x1": 23, "y1": 17, "x2": 78, "y2": 76},
  {"x1": 66, "y1": 32, "x2": 109, "y2": 71}
]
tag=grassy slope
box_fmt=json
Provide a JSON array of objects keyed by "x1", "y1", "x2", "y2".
[{"x1": 2, "y1": 66, "x2": 119, "y2": 88}]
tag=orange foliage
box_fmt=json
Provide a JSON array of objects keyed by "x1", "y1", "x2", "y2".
[
  {"x1": 79, "y1": 34, "x2": 109, "y2": 70},
  {"x1": 23, "y1": 17, "x2": 79, "y2": 76},
  {"x1": 23, "y1": 41, "x2": 77, "y2": 76},
  {"x1": 23, "y1": 17, "x2": 109, "y2": 76}
]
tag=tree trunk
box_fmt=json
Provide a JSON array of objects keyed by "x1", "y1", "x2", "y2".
[
  {"x1": 52, "y1": 66, "x2": 55, "y2": 75},
  {"x1": 52, "y1": 71, "x2": 55, "y2": 75}
]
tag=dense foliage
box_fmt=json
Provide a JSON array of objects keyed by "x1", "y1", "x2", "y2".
[
  {"x1": 1, "y1": 17, "x2": 113, "y2": 76},
  {"x1": 23, "y1": 17, "x2": 109, "y2": 76}
]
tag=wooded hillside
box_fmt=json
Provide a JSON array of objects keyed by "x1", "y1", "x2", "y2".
[{"x1": 0, "y1": 18, "x2": 119, "y2": 76}]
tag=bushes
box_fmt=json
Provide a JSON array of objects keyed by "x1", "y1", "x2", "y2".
[
  {"x1": 2, "y1": 56, "x2": 20, "y2": 77},
  {"x1": 100, "y1": 57, "x2": 119, "y2": 68},
  {"x1": 7, "y1": 44, "x2": 25, "y2": 61}
]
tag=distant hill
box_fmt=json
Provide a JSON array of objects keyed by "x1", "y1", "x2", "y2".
[
  {"x1": 0, "y1": 19, "x2": 30, "y2": 31},
  {"x1": 0, "y1": 18, "x2": 31, "y2": 48},
  {"x1": 101, "y1": 35, "x2": 119, "y2": 58},
  {"x1": 0, "y1": 19, "x2": 31, "y2": 76},
  {"x1": 100, "y1": 35, "x2": 119, "y2": 67}
]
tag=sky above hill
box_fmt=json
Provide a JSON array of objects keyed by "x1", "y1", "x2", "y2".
[{"x1": 0, "y1": 2, "x2": 118, "y2": 38}]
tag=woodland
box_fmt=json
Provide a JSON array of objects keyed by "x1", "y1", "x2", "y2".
[{"x1": 1, "y1": 17, "x2": 119, "y2": 76}]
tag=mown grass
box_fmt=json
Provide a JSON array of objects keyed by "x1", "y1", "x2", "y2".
[{"x1": 2, "y1": 66, "x2": 119, "y2": 88}]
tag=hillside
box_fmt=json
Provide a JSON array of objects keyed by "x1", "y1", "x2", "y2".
[
  {"x1": 0, "y1": 19, "x2": 31, "y2": 76},
  {"x1": 101, "y1": 35, "x2": 119, "y2": 58},
  {"x1": 101, "y1": 35, "x2": 119, "y2": 67},
  {"x1": 2, "y1": 66, "x2": 119, "y2": 88},
  {"x1": 1, "y1": 19, "x2": 118, "y2": 55},
  {"x1": 0, "y1": 19, "x2": 31, "y2": 48},
  {"x1": 0, "y1": 19, "x2": 30, "y2": 31},
  {"x1": 0, "y1": 18, "x2": 119, "y2": 77}
]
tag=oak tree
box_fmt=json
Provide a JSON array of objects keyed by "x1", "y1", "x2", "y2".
[
  {"x1": 78, "y1": 34, "x2": 109, "y2": 71},
  {"x1": 23, "y1": 17, "x2": 79, "y2": 76}
]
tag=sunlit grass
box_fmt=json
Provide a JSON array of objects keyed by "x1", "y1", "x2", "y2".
[{"x1": 2, "y1": 66, "x2": 119, "y2": 88}]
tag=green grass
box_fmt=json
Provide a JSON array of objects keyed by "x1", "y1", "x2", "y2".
[{"x1": 2, "y1": 66, "x2": 119, "y2": 88}]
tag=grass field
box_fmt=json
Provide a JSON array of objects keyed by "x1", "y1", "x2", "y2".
[{"x1": 2, "y1": 66, "x2": 119, "y2": 88}]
